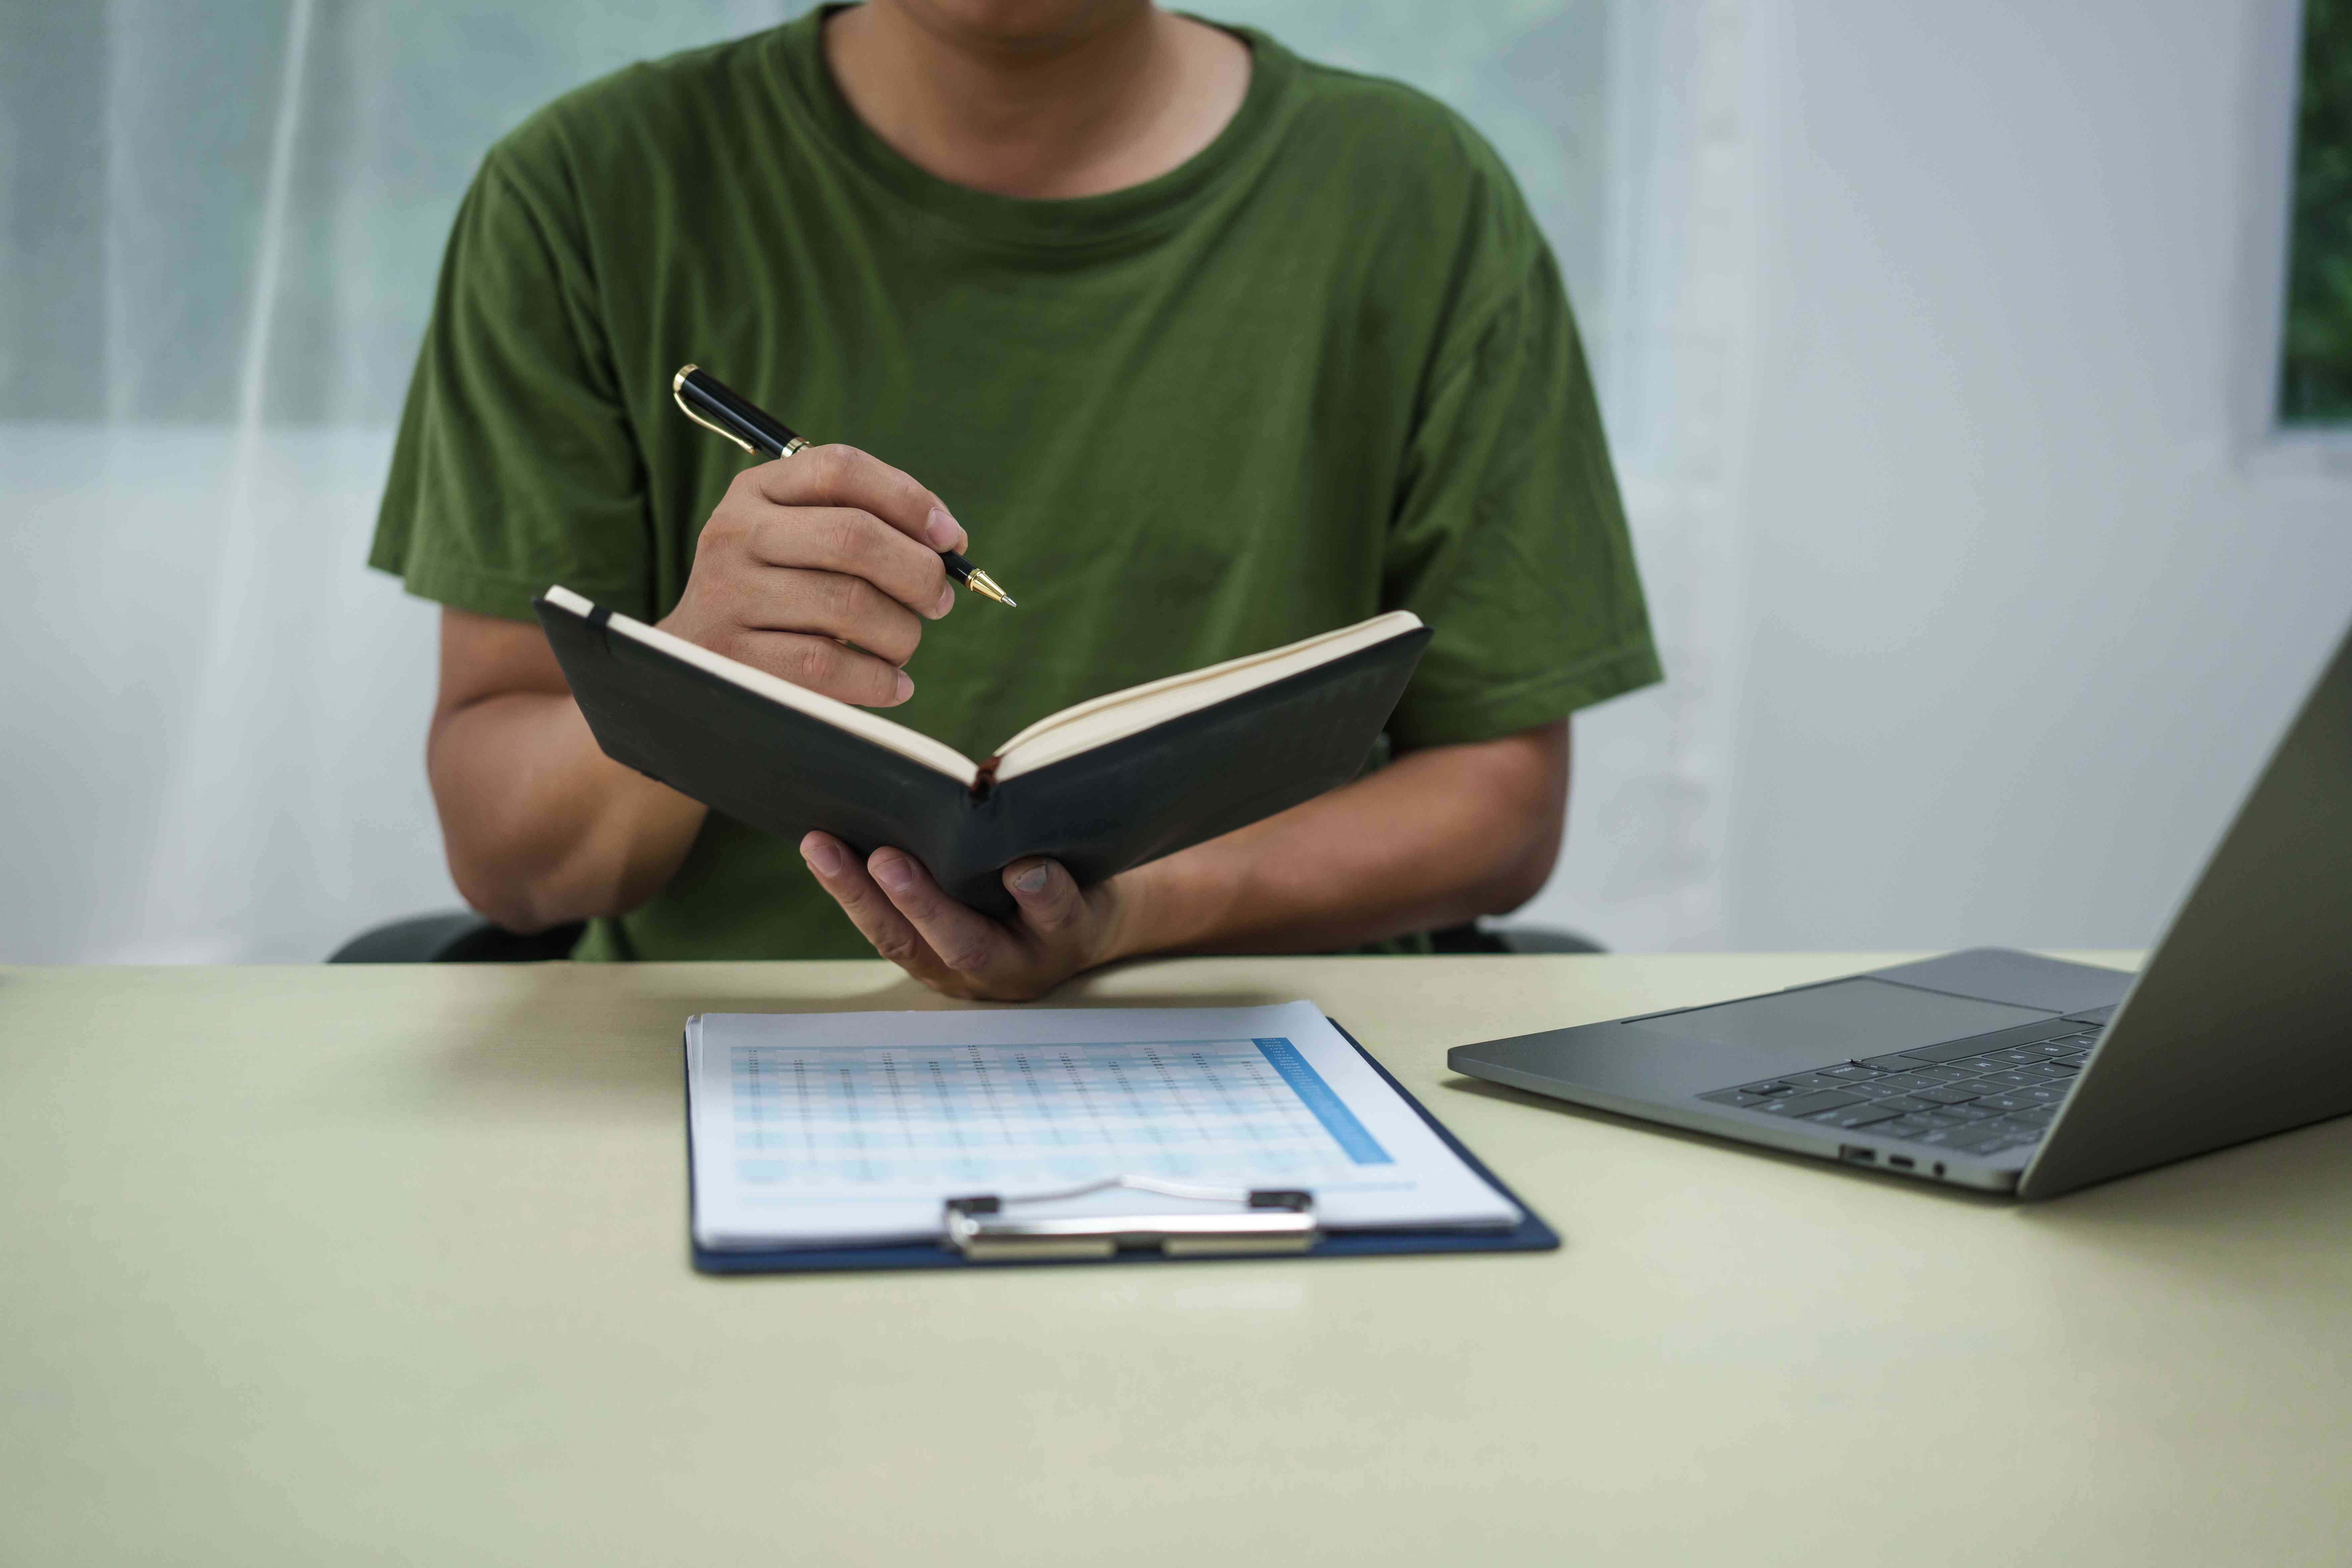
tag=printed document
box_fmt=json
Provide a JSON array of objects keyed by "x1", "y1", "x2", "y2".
[{"x1": 687, "y1": 1001, "x2": 1521, "y2": 1248}]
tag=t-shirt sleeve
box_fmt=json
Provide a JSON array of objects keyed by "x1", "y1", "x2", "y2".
[
  {"x1": 1381, "y1": 246, "x2": 1664, "y2": 749},
  {"x1": 369, "y1": 148, "x2": 652, "y2": 622}
]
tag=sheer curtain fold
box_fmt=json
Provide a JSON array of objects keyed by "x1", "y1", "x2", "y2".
[{"x1": 0, "y1": 0, "x2": 1737, "y2": 963}]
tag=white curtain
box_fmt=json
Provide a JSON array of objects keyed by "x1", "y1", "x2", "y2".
[{"x1": 0, "y1": 0, "x2": 1749, "y2": 962}]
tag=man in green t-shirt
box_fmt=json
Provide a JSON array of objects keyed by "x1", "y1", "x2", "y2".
[{"x1": 374, "y1": 0, "x2": 1661, "y2": 998}]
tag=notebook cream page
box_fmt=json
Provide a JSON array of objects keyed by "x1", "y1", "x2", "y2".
[{"x1": 988, "y1": 611, "x2": 1423, "y2": 783}]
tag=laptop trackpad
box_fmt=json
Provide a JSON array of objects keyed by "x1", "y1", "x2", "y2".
[{"x1": 1622, "y1": 978, "x2": 2055, "y2": 1068}]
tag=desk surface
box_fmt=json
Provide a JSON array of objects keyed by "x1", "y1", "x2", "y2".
[{"x1": 4, "y1": 954, "x2": 2348, "y2": 1565}]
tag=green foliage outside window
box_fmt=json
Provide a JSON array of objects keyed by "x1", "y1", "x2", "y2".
[{"x1": 2281, "y1": 0, "x2": 2352, "y2": 424}]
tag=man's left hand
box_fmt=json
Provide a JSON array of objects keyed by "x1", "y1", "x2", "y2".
[{"x1": 800, "y1": 831, "x2": 1131, "y2": 1000}]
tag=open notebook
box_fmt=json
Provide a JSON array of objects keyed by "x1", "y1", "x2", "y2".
[{"x1": 536, "y1": 587, "x2": 1431, "y2": 914}]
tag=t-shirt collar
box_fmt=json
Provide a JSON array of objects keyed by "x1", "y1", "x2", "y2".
[{"x1": 768, "y1": 5, "x2": 1295, "y2": 255}]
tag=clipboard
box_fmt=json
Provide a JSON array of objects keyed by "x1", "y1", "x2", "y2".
[{"x1": 688, "y1": 1019, "x2": 1559, "y2": 1275}]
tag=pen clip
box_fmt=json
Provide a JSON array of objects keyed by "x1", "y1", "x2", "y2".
[{"x1": 672, "y1": 363, "x2": 757, "y2": 455}]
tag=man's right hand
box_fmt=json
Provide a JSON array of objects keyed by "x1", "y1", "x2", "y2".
[{"x1": 657, "y1": 444, "x2": 969, "y2": 707}]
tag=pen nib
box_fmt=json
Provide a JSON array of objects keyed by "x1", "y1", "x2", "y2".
[{"x1": 965, "y1": 570, "x2": 1017, "y2": 608}]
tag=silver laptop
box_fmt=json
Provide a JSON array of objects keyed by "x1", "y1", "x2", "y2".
[{"x1": 1449, "y1": 622, "x2": 2352, "y2": 1198}]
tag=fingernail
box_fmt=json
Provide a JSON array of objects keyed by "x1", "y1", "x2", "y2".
[
  {"x1": 802, "y1": 837, "x2": 845, "y2": 877},
  {"x1": 1011, "y1": 863, "x2": 1050, "y2": 895},
  {"x1": 872, "y1": 853, "x2": 915, "y2": 893},
  {"x1": 933, "y1": 584, "x2": 955, "y2": 618},
  {"x1": 924, "y1": 506, "x2": 963, "y2": 551},
  {"x1": 892, "y1": 670, "x2": 913, "y2": 702}
]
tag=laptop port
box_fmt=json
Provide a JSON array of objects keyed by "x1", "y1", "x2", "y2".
[
  {"x1": 1888, "y1": 1156, "x2": 1915, "y2": 1169},
  {"x1": 1839, "y1": 1145, "x2": 1876, "y2": 1163}
]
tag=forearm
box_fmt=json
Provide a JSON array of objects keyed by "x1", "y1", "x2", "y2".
[
  {"x1": 427, "y1": 688, "x2": 706, "y2": 932},
  {"x1": 1109, "y1": 722, "x2": 1569, "y2": 959},
  {"x1": 421, "y1": 435, "x2": 978, "y2": 937}
]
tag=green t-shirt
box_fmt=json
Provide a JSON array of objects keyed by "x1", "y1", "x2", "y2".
[{"x1": 372, "y1": 10, "x2": 1663, "y2": 961}]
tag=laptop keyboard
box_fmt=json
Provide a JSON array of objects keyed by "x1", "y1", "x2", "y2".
[{"x1": 1696, "y1": 1021, "x2": 2106, "y2": 1159}]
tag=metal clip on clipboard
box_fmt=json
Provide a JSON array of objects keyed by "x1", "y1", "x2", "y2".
[{"x1": 942, "y1": 1176, "x2": 1318, "y2": 1262}]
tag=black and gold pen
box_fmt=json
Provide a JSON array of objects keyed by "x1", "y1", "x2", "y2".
[{"x1": 671, "y1": 363, "x2": 1016, "y2": 607}]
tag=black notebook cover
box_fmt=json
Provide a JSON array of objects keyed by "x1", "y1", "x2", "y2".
[
  {"x1": 536, "y1": 594, "x2": 1431, "y2": 916},
  {"x1": 687, "y1": 1019, "x2": 1561, "y2": 1275}
]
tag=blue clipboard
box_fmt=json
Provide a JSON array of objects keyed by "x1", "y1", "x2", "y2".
[{"x1": 688, "y1": 1018, "x2": 1560, "y2": 1275}]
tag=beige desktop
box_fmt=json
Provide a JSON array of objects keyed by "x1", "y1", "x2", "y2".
[{"x1": 5, "y1": 952, "x2": 2350, "y2": 1565}]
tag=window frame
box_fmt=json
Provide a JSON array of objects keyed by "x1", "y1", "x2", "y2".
[{"x1": 2239, "y1": 0, "x2": 2352, "y2": 474}]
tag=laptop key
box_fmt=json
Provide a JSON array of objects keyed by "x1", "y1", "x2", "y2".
[
  {"x1": 1867, "y1": 1095, "x2": 1939, "y2": 1114},
  {"x1": 1975, "y1": 1089, "x2": 2062, "y2": 1113},
  {"x1": 1805, "y1": 1104, "x2": 1904, "y2": 1129},
  {"x1": 1889, "y1": 1068, "x2": 1977, "y2": 1089},
  {"x1": 1819, "y1": 1065, "x2": 1887, "y2": 1083},
  {"x1": 1754, "y1": 1089, "x2": 1867, "y2": 1116},
  {"x1": 1738, "y1": 1074, "x2": 1836, "y2": 1094},
  {"x1": 1910, "y1": 1087, "x2": 1983, "y2": 1105},
  {"x1": 1974, "y1": 1067, "x2": 2066, "y2": 1090},
  {"x1": 1875, "y1": 1117, "x2": 1940, "y2": 1140},
  {"x1": 1893, "y1": 1038, "x2": 2022, "y2": 1063},
  {"x1": 1700, "y1": 1089, "x2": 1780, "y2": 1109}
]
